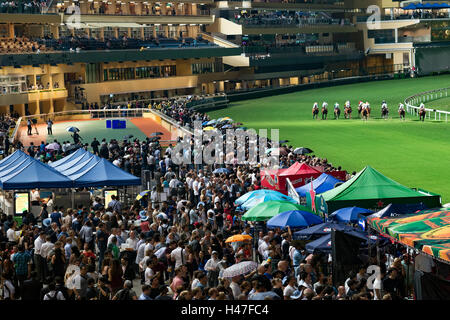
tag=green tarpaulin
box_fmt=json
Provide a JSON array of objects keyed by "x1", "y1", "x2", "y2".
[
  {"x1": 318, "y1": 166, "x2": 441, "y2": 212},
  {"x1": 367, "y1": 208, "x2": 450, "y2": 263}
]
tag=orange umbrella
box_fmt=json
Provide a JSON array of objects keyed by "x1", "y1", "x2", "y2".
[{"x1": 225, "y1": 234, "x2": 252, "y2": 243}]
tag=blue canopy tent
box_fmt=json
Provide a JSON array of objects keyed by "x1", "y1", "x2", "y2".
[
  {"x1": 68, "y1": 158, "x2": 141, "y2": 187},
  {"x1": 48, "y1": 147, "x2": 86, "y2": 168},
  {"x1": 295, "y1": 173, "x2": 343, "y2": 197},
  {"x1": 293, "y1": 222, "x2": 356, "y2": 240},
  {"x1": 0, "y1": 150, "x2": 29, "y2": 169},
  {"x1": 0, "y1": 154, "x2": 73, "y2": 190},
  {"x1": 52, "y1": 150, "x2": 93, "y2": 172},
  {"x1": 59, "y1": 154, "x2": 101, "y2": 176},
  {"x1": 305, "y1": 230, "x2": 373, "y2": 254},
  {"x1": 329, "y1": 206, "x2": 373, "y2": 223}
]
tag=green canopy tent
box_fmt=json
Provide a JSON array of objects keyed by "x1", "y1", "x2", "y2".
[{"x1": 316, "y1": 166, "x2": 441, "y2": 213}]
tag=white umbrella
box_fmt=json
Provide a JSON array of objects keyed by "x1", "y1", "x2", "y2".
[
  {"x1": 45, "y1": 142, "x2": 60, "y2": 151},
  {"x1": 222, "y1": 261, "x2": 258, "y2": 278}
]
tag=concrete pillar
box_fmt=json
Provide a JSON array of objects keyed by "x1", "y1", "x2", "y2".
[
  {"x1": 51, "y1": 24, "x2": 59, "y2": 39},
  {"x1": 114, "y1": 27, "x2": 119, "y2": 38},
  {"x1": 8, "y1": 23, "x2": 14, "y2": 39},
  {"x1": 164, "y1": 26, "x2": 169, "y2": 38},
  {"x1": 395, "y1": 28, "x2": 398, "y2": 43}
]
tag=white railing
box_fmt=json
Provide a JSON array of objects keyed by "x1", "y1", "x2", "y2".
[{"x1": 404, "y1": 87, "x2": 450, "y2": 122}]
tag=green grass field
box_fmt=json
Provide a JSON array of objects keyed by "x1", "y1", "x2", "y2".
[
  {"x1": 427, "y1": 96, "x2": 450, "y2": 112},
  {"x1": 208, "y1": 75, "x2": 450, "y2": 204}
]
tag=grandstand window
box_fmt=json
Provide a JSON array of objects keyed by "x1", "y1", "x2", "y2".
[{"x1": 104, "y1": 27, "x2": 115, "y2": 39}]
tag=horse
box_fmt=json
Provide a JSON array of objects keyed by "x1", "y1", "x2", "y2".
[
  {"x1": 334, "y1": 107, "x2": 341, "y2": 119},
  {"x1": 381, "y1": 106, "x2": 389, "y2": 119},
  {"x1": 344, "y1": 106, "x2": 352, "y2": 119},
  {"x1": 419, "y1": 108, "x2": 426, "y2": 121},
  {"x1": 357, "y1": 104, "x2": 363, "y2": 118},
  {"x1": 398, "y1": 108, "x2": 405, "y2": 120},
  {"x1": 361, "y1": 108, "x2": 369, "y2": 121},
  {"x1": 322, "y1": 106, "x2": 328, "y2": 120},
  {"x1": 312, "y1": 107, "x2": 319, "y2": 119},
  {"x1": 366, "y1": 105, "x2": 371, "y2": 119}
]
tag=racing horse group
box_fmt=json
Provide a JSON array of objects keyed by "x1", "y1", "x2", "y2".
[{"x1": 312, "y1": 100, "x2": 412, "y2": 121}]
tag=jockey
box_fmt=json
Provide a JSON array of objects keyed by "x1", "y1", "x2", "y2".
[
  {"x1": 365, "y1": 101, "x2": 370, "y2": 109},
  {"x1": 334, "y1": 102, "x2": 340, "y2": 110},
  {"x1": 313, "y1": 102, "x2": 318, "y2": 110},
  {"x1": 358, "y1": 100, "x2": 364, "y2": 108},
  {"x1": 419, "y1": 103, "x2": 425, "y2": 111},
  {"x1": 398, "y1": 103, "x2": 405, "y2": 112},
  {"x1": 345, "y1": 101, "x2": 350, "y2": 108},
  {"x1": 381, "y1": 100, "x2": 387, "y2": 110},
  {"x1": 322, "y1": 102, "x2": 328, "y2": 109}
]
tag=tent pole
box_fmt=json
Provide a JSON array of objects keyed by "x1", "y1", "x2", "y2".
[{"x1": 71, "y1": 188, "x2": 74, "y2": 209}]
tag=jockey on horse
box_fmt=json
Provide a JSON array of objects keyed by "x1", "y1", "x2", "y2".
[
  {"x1": 365, "y1": 101, "x2": 371, "y2": 119},
  {"x1": 344, "y1": 100, "x2": 352, "y2": 119},
  {"x1": 398, "y1": 103, "x2": 406, "y2": 120},
  {"x1": 357, "y1": 100, "x2": 364, "y2": 118},
  {"x1": 381, "y1": 100, "x2": 389, "y2": 119},
  {"x1": 361, "y1": 102, "x2": 369, "y2": 121},
  {"x1": 419, "y1": 103, "x2": 426, "y2": 121},
  {"x1": 312, "y1": 102, "x2": 319, "y2": 119},
  {"x1": 322, "y1": 102, "x2": 328, "y2": 120},
  {"x1": 334, "y1": 102, "x2": 341, "y2": 119}
]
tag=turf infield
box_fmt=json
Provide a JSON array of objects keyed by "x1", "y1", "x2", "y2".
[{"x1": 208, "y1": 75, "x2": 450, "y2": 204}]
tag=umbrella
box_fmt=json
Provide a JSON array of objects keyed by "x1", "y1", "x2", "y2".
[
  {"x1": 123, "y1": 134, "x2": 133, "y2": 140},
  {"x1": 213, "y1": 167, "x2": 230, "y2": 174},
  {"x1": 220, "y1": 117, "x2": 233, "y2": 122},
  {"x1": 222, "y1": 261, "x2": 258, "y2": 278},
  {"x1": 242, "y1": 200, "x2": 313, "y2": 222},
  {"x1": 236, "y1": 127, "x2": 247, "y2": 131},
  {"x1": 66, "y1": 126, "x2": 80, "y2": 133},
  {"x1": 279, "y1": 140, "x2": 290, "y2": 144},
  {"x1": 222, "y1": 124, "x2": 233, "y2": 129},
  {"x1": 235, "y1": 189, "x2": 286, "y2": 205},
  {"x1": 293, "y1": 147, "x2": 313, "y2": 155},
  {"x1": 225, "y1": 234, "x2": 252, "y2": 243},
  {"x1": 149, "y1": 136, "x2": 161, "y2": 141},
  {"x1": 206, "y1": 119, "x2": 217, "y2": 125},
  {"x1": 151, "y1": 132, "x2": 163, "y2": 136},
  {"x1": 266, "y1": 210, "x2": 323, "y2": 229},
  {"x1": 45, "y1": 142, "x2": 60, "y2": 151},
  {"x1": 136, "y1": 190, "x2": 151, "y2": 201},
  {"x1": 203, "y1": 126, "x2": 216, "y2": 131},
  {"x1": 202, "y1": 121, "x2": 210, "y2": 126},
  {"x1": 329, "y1": 206, "x2": 373, "y2": 223},
  {"x1": 240, "y1": 193, "x2": 297, "y2": 210},
  {"x1": 293, "y1": 222, "x2": 356, "y2": 240}
]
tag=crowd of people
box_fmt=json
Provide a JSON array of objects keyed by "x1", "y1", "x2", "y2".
[
  {"x1": 232, "y1": 10, "x2": 352, "y2": 27},
  {"x1": 0, "y1": 94, "x2": 445, "y2": 301},
  {"x1": 37, "y1": 34, "x2": 212, "y2": 52},
  {"x1": 0, "y1": 0, "x2": 46, "y2": 14},
  {"x1": 0, "y1": 37, "x2": 49, "y2": 54}
]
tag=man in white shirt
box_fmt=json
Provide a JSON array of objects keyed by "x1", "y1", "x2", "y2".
[
  {"x1": 283, "y1": 276, "x2": 297, "y2": 300},
  {"x1": 170, "y1": 241, "x2": 186, "y2": 269},
  {"x1": 258, "y1": 236, "x2": 269, "y2": 260},
  {"x1": 144, "y1": 259, "x2": 155, "y2": 285},
  {"x1": 230, "y1": 275, "x2": 242, "y2": 299},
  {"x1": 40, "y1": 235, "x2": 55, "y2": 260},
  {"x1": 6, "y1": 222, "x2": 19, "y2": 243}
]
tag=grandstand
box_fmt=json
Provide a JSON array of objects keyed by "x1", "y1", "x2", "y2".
[{"x1": 0, "y1": 0, "x2": 449, "y2": 117}]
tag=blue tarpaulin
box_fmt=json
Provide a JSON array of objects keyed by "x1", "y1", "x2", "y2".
[
  {"x1": 0, "y1": 151, "x2": 73, "y2": 190},
  {"x1": 295, "y1": 173, "x2": 343, "y2": 197}
]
